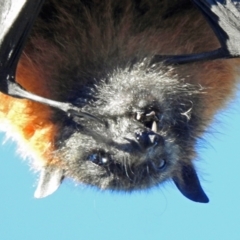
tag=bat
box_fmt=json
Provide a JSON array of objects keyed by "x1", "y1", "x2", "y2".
[{"x1": 0, "y1": 0, "x2": 240, "y2": 203}]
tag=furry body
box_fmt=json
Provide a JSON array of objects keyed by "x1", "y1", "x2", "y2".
[{"x1": 0, "y1": 0, "x2": 239, "y2": 201}]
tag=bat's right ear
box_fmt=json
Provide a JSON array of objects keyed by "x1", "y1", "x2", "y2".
[
  {"x1": 172, "y1": 164, "x2": 209, "y2": 203},
  {"x1": 34, "y1": 166, "x2": 64, "y2": 198}
]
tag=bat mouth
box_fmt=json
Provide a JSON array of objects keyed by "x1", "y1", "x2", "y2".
[{"x1": 134, "y1": 110, "x2": 159, "y2": 133}]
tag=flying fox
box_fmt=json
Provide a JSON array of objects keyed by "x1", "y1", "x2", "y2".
[{"x1": 0, "y1": 0, "x2": 240, "y2": 203}]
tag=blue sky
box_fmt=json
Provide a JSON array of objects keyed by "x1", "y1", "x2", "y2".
[{"x1": 0, "y1": 90, "x2": 240, "y2": 240}]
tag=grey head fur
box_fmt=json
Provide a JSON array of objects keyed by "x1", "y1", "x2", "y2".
[{"x1": 38, "y1": 60, "x2": 209, "y2": 203}]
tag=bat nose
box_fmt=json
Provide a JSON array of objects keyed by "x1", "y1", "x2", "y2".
[{"x1": 135, "y1": 130, "x2": 163, "y2": 149}]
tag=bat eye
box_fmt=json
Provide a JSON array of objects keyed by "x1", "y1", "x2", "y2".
[
  {"x1": 88, "y1": 152, "x2": 109, "y2": 166},
  {"x1": 158, "y1": 159, "x2": 166, "y2": 169},
  {"x1": 150, "y1": 159, "x2": 166, "y2": 171}
]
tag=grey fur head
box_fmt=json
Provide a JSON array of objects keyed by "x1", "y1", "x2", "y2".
[{"x1": 38, "y1": 60, "x2": 208, "y2": 203}]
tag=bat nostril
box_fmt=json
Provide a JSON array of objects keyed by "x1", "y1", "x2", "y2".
[{"x1": 135, "y1": 130, "x2": 163, "y2": 149}]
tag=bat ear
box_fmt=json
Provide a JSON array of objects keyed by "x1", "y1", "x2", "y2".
[
  {"x1": 172, "y1": 164, "x2": 209, "y2": 203},
  {"x1": 34, "y1": 166, "x2": 64, "y2": 198}
]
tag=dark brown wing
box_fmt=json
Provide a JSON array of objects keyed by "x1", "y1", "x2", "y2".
[{"x1": 152, "y1": 0, "x2": 240, "y2": 65}]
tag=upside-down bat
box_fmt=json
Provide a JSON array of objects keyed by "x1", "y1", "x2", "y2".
[{"x1": 0, "y1": 0, "x2": 240, "y2": 203}]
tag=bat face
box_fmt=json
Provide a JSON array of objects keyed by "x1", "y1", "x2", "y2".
[
  {"x1": 1, "y1": 0, "x2": 240, "y2": 202},
  {"x1": 56, "y1": 63, "x2": 204, "y2": 190}
]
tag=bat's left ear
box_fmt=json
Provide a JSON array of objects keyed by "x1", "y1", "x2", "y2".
[
  {"x1": 34, "y1": 166, "x2": 64, "y2": 198},
  {"x1": 172, "y1": 164, "x2": 209, "y2": 203}
]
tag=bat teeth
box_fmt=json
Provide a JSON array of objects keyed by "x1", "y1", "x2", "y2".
[
  {"x1": 151, "y1": 121, "x2": 158, "y2": 132},
  {"x1": 145, "y1": 111, "x2": 156, "y2": 117},
  {"x1": 136, "y1": 112, "x2": 142, "y2": 120}
]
